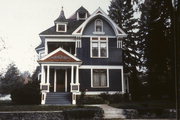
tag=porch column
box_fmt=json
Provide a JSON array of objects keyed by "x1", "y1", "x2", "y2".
[
  {"x1": 54, "y1": 69, "x2": 57, "y2": 92},
  {"x1": 75, "y1": 65, "x2": 79, "y2": 84},
  {"x1": 71, "y1": 66, "x2": 74, "y2": 84},
  {"x1": 65, "y1": 69, "x2": 67, "y2": 92},
  {"x1": 47, "y1": 65, "x2": 50, "y2": 92},
  {"x1": 41, "y1": 64, "x2": 45, "y2": 84},
  {"x1": 121, "y1": 68, "x2": 125, "y2": 93}
]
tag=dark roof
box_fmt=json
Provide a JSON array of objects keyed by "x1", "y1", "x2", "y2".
[
  {"x1": 69, "y1": 6, "x2": 90, "y2": 19},
  {"x1": 35, "y1": 42, "x2": 44, "y2": 50},
  {"x1": 77, "y1": 6, "x2": 89, "y2": 13},
  {"x1": 40, "y1": 19, "x2": 84, "y2": 35},
  {"x1": 54, "y1": 7, "x2": 68, "y2": 23}
]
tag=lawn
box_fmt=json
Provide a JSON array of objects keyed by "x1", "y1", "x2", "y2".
[
  {"x1": 0, "y1": 100, "x2": 77, "y2": 111},
  {"x1": 110, "y1": 100, "x2": 175, "y2": 109}
]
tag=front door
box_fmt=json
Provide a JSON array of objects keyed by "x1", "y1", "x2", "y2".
[{"x1": 56, "y1": 69, "x2": 65, "y2": 92}]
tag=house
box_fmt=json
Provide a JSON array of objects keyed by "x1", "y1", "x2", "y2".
[{"x1": 36, "y1": 6, "x2": 128, "y2": 104}]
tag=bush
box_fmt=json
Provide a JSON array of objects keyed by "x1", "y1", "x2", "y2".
[
  {"x1": 11, "y1": 81, "x2": 41, "y2": 105},
  {"x1": 63, "y1": 107, "x2": 104, "y2": 120},
  {"x1": 99, "y1": 92, "x2": 128, "y2": 104},
  {"x1": 77, "y1": 96, "x2": 105, "y2": 104}
]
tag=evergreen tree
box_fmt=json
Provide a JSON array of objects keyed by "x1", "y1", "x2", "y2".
[
  {"x1": 108, "y1": 0, "x2": 143, "y2": 100},
  {"x1": 138, "y1": 0, "x2": 175, "y2": 100},
  {"x1": 0, "y1": 63, "x2": 24, "y2": 94}
]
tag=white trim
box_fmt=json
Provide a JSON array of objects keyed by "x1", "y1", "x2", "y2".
[
  {"x1": 79, "y1": 65, "x2": 123, "y2": 69},
  {"x1": 91, "y1": 68, "x2": 109, "y2": 88},
  {"x1": 39, "y1": 35, "x2": 74, "y2": 37},
  {"x1": 54, "y1": 69, "x2": 57, "y2": 92},
  {"x1": 39, "y1": 62, "x2": 82, "y2": 65},
  {"x1": 82, "y1": 35, "x2": 116, "y2": 38},
  {"x1": 46, "y1": 38, "x2": 76, "y2": 42},
  {"x1": 56, "y1": 23, "x2": 67, "y2": 32},
  {"x1": 39, "y1": 47, "x2": 81, "y2": 62},
  {"x1": 77, "y1": 12, "x2": 87, "y2": 20},
  {"x1": 75, "y1": 91, "x2": 124, "y2": 95},
  {"x1": 47, "y1": 65, "x2": 50, "y2": 92},
  {"x1": 65, "y1": 69, "x2": 67, "y2": 92},
  {"x1": 94, "y1": 19, "x2": 104, "y2": 34},
  {"x1": 121, "y1": 67, "x2": 125, "y2": 93},
  {"x1": 72, "y1": 7, "x2": 127, "y2": 37},
  {"x1": 90, "y1": 36, "x2": 108, "y2": 58},
  {"x1": 36, "y1": 47, "x2": 45, "y2": 51}
]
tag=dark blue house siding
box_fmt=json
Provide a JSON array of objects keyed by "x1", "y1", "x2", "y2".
[
  {"x1": 79, "y1": 69, "x2": 122, "y2": 91},
  {"x1": 77, "y1": 38, "x2": 122, "y2": 65}
]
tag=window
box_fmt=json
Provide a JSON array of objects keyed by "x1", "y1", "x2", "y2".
[
  {"x1": 92, "y1": 69, "x2": 108, "y2": 87},
  {"x1": 91, "y1": 37, "x2": 108, "y2": 58},
  {"x1": 56, "y1": 24, "x2": 67, "y2": 32},
  {"x1": 77, "y1": 12, "x2": 87, "y2": 20},
  {"x1": 95, "y1": 19, "x2": 103, "y2": 32}
]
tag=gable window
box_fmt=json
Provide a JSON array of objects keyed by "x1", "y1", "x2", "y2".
[
  {"x1": 93, "y1": 19, "x2": 105, "y2": 34},
  {"x1": 90, "y1": 37, "x2": 108, "y2": 58},
  {"x1": 56, "y1": 24, "x2": 67, "y2": 32},
  {"x1": 92, "y1": 69, "x2": 108, "y2": 88}
]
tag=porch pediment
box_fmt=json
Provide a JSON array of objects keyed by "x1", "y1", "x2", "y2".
[{"x1": 38, "y1": 47, "x2": 81, "y2": 63}]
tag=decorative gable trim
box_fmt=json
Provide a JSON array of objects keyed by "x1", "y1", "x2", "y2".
[
  {"x1": 38, "y1": 47, "x2": 81, "y2": 63},
  {"x1": 72, "y1": 7, "x2": 127, "y2": 38}
]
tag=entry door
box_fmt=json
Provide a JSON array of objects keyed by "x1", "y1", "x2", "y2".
[{"x1": 56, "y1": 69, "x2": 65, "y2": 92}]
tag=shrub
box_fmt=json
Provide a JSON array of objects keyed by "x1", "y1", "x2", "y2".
[
  {"x1": 11, "y1": 81, "x2": 41, "y2": 105},
  {"x1": 99, "y1": 92, "x2": 128, "y2": 104},
  {"x1": 63, "y1": 107, "x2": 104, "y2": 120},
  {"x1": 77, "y1": 96, "x2": 105, "y2": 104}
]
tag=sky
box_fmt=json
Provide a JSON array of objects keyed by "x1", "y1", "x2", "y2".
[{"x1": 0, "y1": 0, "x2": 111, "y2": 74}]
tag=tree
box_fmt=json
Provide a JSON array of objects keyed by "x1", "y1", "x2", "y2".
[
  {"x1": 138, "y1": 0, "x2": 175, "y2": 100},
  {"x1": 0, "y1": 63, "x2": 24, "y2": 94},
  {"x1": 108, "y1": 0, "x2": 143, "y2": 100}
]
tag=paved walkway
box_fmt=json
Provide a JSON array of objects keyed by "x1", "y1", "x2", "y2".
[{"x1": 88, "y1": 104, "x2": 126, "y2": 119}]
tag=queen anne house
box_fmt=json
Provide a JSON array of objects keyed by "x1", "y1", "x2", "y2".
[{"x1": 36, "y1": 6, "x2": 128, "y2": 104}]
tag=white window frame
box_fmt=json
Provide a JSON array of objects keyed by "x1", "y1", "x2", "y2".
[
  {"x1": 93, "y1": 19, "x2": 105, "y2": 34},
  {"x1": 90, "y1": 37, "x2": 109, "y2": 58},
  {"x1": 56, "y1": 23, "x2": 67, "y2": 32},
  {"x1": 77, "y1": 12, "x2": 87, "y2": 20},
  {"x1": 91, "y1": 68, "x2": 109, "y2": 88}
]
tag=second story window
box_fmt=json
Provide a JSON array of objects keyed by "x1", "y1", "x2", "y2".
[{"x1": 91, "y1": 37, "x2": 108, "y2": 58}]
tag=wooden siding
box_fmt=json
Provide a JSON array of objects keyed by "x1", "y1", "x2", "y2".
[
  {"x1": 79, "y1": 69, "x2": 122, "y2": 91},
  {"x1": 77, "y1": 38, "x2": 122, "y2": 65}
]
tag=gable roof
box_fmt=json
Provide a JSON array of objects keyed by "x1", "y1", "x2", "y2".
[
  {"x1": 69, "y1": 6, "x2": 90, "y2": 19},
  {"x1": 72, "y1": 7, "x2": 127, "y2": 37},
  {"x1": 38, "y1": 47, "x2": 81, "y2": 63}
]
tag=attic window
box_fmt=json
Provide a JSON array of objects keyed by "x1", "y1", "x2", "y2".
[
  {"x1": 56, "y1": 24, "x2": 67, "y2": 32},
  {"x1": 77, "y1": 12, "x2": 87, "y2": 20},
  {"x1": 93, "y1": 19, "x2": 105, "y2": 34}
]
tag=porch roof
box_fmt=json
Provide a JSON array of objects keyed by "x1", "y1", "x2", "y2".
[{"x1": 38, "y1": 47, "x2": 81, "y2": 63}]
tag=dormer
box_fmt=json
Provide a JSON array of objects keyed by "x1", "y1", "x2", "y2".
[
  {"x1": 76, "y1": 6, "x2": 89, "y2": 20},
  {"x1": 54, "y1": 7, "x2": 68, "y2": 32}
]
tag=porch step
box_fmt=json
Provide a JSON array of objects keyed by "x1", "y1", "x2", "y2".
[{"x1": 45, "y1": 92, "x2": 72, "y2": 105}]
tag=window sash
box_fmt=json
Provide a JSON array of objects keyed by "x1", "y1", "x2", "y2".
[
  {"x1": 91, "y1": 38, "x2": 107, "y2": 58},
  {"x1": 93, "y1": 69, "x2": 107, "y2": 87}
]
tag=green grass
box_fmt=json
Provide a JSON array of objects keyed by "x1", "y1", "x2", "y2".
[
  {"x1": 0, "y1": 100, "x2": 103, "y2": 111},
  {"x1": 110, "y1": 100, "x2": 175, "y2": 109}
]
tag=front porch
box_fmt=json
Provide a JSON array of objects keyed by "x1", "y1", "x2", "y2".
[
  {"x1": 40, "y1": 64, "x2": 80, "y2": 104},
  {"x1": 38, "y1": 47, "x2": 82, "y2": 104}
]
